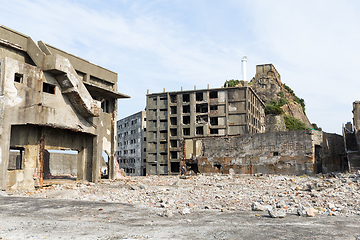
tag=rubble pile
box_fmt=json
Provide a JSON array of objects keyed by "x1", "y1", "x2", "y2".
[{"x1": 8, "y1": 172, "x2": 360, "y2": 218}]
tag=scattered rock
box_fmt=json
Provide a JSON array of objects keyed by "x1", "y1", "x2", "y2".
[
  {"x1": 251, "y1": 202, "x2": 267, "y2": 211},
  {"x1": 306, "y1": 209, "x2": 315, "y2": 217},
  {"x1": 297, "y1": 205, "x2": 307, "y2": 217},
  {"x1": 268, "y1": 207, "x2": 286, "y2": 218},
  {"x1": 181, "y1": 207, "x2": 190, "y2": 215},
  {"x1": 162, "y1": 210, "x2": 173, "y2": 218}
]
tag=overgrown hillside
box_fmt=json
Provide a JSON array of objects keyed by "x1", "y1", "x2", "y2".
[{"x1": 225, "y1": 64, "x2": 319, "y2": 131}]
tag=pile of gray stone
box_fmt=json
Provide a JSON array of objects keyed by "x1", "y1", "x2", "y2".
[{"x1": 7, "y1": 171, "x2": 360, "y2": 218}]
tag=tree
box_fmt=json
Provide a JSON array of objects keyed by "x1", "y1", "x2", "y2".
[{"x1": 224, "y1": 79, "x2": 241, "y2": 87}]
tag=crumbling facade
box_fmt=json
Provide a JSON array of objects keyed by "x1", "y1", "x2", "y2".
[
  {"x1": 182, "y1": 130, "x2": 347, "y2": 175},
  {"x1": 146, "y1": 86, "x2": 265, "y2": 175},
  {"x1": 116, "y1": 111, "x2": 147, "y2": 176},
  {"x1": 0, "y1": 26, "x2": 129, "y2": 190},
  {"x1": 343, "y1": 101, "x2": 360, "y2": 172}
]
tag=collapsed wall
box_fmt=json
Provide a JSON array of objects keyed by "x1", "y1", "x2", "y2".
[{"x1": 182, "y1": 130, "x2": 346, "y2": 175}]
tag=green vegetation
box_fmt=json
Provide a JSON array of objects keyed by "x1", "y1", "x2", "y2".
[
  {"x1": 278, "y1": 97, "x2": 288, "y2": 107},
  {"x1": 283, "y1": 83, "x2": 305, "y2": 113},
  {"x1": 223, "y1": 79, "x2": 245, "y2": 87},
  {"x1": 311, "y1": 123, "x2": 322, "y2": 131},
  {"x1": 284, "y1": 115, "x2": 308, "y2": 131},
  {"x1": 264, "y1": 99, "x2": 287, "y2": 115},
  {"x1": 265, "y1": 103, "x2": 284, "y2": 115}
]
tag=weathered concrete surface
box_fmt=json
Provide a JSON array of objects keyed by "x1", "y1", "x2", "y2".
[
  {"x1": 0, "y1": 196, "x2": 359, "y2": 240},
  {"x1": 117, "y1": 111, "x2": 147, "y2": 176},
  {"x1": 146, "y1": 87, "x2": 265, "y2": 175},
  {"x1": 265, "y1": 114, "x2": 287, "y2": 132},
  {"x1": 183, "y1": 130, "x2": 346, "y2": 175},
  {"x1": 0, "y1": 25, "x2": 129, "y2": 190}
]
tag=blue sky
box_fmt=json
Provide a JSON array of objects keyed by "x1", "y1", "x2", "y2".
[{"x1": 1, "y1": 0, "x2": 360, "y2": 134}]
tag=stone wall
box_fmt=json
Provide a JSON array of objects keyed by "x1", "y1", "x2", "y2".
[{"x1": 265, "y1": 114, "x2": 286, "y2": 132}]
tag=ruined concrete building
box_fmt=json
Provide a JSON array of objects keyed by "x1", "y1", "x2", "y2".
[
  {"x1": 146, "y1": 86, "x2": 265, "y2": 175},
  {"x1": 343, "y1": 101, "x2": 360, "y2": 172},
  {"x1": 183, "y1": 130, "x2": 347, "y2": 175},
  {"x1": 116, "y1": 111, "x2": 147, "y2": 176},
  {"x1": 0, "y1": 26, "x2": 129, "y2": 190}
]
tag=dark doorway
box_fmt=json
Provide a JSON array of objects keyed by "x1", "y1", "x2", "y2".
[{"x1": 315, "y1": 145, "x2": 322, "y2": 173}]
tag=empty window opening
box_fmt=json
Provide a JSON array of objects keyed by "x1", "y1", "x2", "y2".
[
  {"x1": 183, "y1": 94, "x2": 190, "y2": 102},
  {"x1": 210, "y1": 91, "x2": 218, "y2": 99},
  {"x1": 14, "y1": 73, "x2": 23, "y2": 83},
  {"x1": 273, "y1": 152, "x2": 279, "y2": 156},
  {"x1": 101, "y1": 99, "x2": 110, "y2": 113},
  {"x1": 183, "y1": 105, "x2": 190, "y2": 113},
  {"x1": 210, "y1": 117, "x2": 218, "y2": 125},
  {"x1": 183, "y1": 116, "x2": 190, "y2": 124},
  {"x1": 186, "y1": 163, "x2": 199, "y2": 174},
  {"x1": 196, "y1": 126, "x2": 204, "y2": 135},
  {"x1": 170, "y1": 140, "x2": 177, "y2": 148},
  {"x1": 196, "y1": 104, "x2": 208, "y2": 113},
  {"x1": 8, "y1": 147, "x2": 24, "y2": 170},
  {"x1": 170, "y1": 106, "x2": 177, "y2": 114},
  {"x1": 170, "y1": 95, "x2": 177, "y2": 103},
  {"x1": 43, "y1": 82, "x2": 55, "y2": 94},
  {"x1": 42, "y1": 149, "x2": 78, "y2": 180},
  {"x1": 210, "y1": 105, "x2": 218, "y2": 111},
  {"x1": 196, "y1": 115, "x2": 208, "y2": 124},
  {"x1": 196, "y1": 92, "x2": 203, "y2": 101},
  {"x1": 170, "y1": 117, "x2": 177, "y2": 125},
  {"x1": 142, "y1": 168, "x2": 146, "y2": 176},
  {"x1": 214, "y1": 162, "x2": 222, "y2": 170},
  {"x1": 170, "y1": 128, "x2": 177, "y2": 136},
  {"x1": 101, "y1": 151, "x2": 109, "y2": 178},
  {"x1": 183, "y1": 128, "x2": 190, "y2": 136},
  {"x1": 210, "y1": 129, "x2": 219, "y2": 134},
  {"x1": 170, "y1": 151, "x2": 178, "y2": 159},
  {"x1": 170, "y1": 162, "x2": 180, "y2": 173}
]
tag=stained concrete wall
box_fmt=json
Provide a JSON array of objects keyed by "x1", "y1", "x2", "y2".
[
  {"x1": 0, "y1": 26, "x2": 128, "y2": 190},
  {"x1": 182, "y1": 130, "x2": 346, "y2": 176},
  {"x1": 46, "y1": 152, "x2": 78, "y2": 176},
  {"x1": 146, "y1": 87, "x2": 265, "y2": 175}
]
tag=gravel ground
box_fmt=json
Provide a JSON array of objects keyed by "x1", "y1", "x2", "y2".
[{"x1": 1, "y1": 172, "x2": 360, "y2": 239}]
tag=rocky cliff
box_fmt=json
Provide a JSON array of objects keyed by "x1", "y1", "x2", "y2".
[{"x1": 238, "y1": 64, "x2": 312, "y2": 128}]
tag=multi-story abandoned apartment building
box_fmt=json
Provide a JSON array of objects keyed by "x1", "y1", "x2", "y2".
[
  {"x1": 116, "y1": 111, "x2": 147, "y2": 176},
  {"x1": 146, "y1": 86, "x2": 265, "y2": 175},
  {"x1": 0, "y1": 26, "x2": 129, "y2": 190}
]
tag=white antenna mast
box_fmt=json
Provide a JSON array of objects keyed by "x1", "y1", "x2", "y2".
[{"x1": 241, "y1": 56, "x2": 247, "y2": 81}]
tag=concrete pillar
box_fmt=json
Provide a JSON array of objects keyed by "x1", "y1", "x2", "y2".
[
  {"x1": 0, "y1": 124, "x2": 11, "y2": 190},
  {"x1": 92, "y1": 135, "x2": 101, "y2": 183},
  {"x1": 77, "y1": 147, "x2": 86, "y2": 180}
]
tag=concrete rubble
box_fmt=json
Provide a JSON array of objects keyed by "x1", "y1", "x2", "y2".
[{"x1": 5, "y1": 172, "x2": 360, "y2": 218}]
